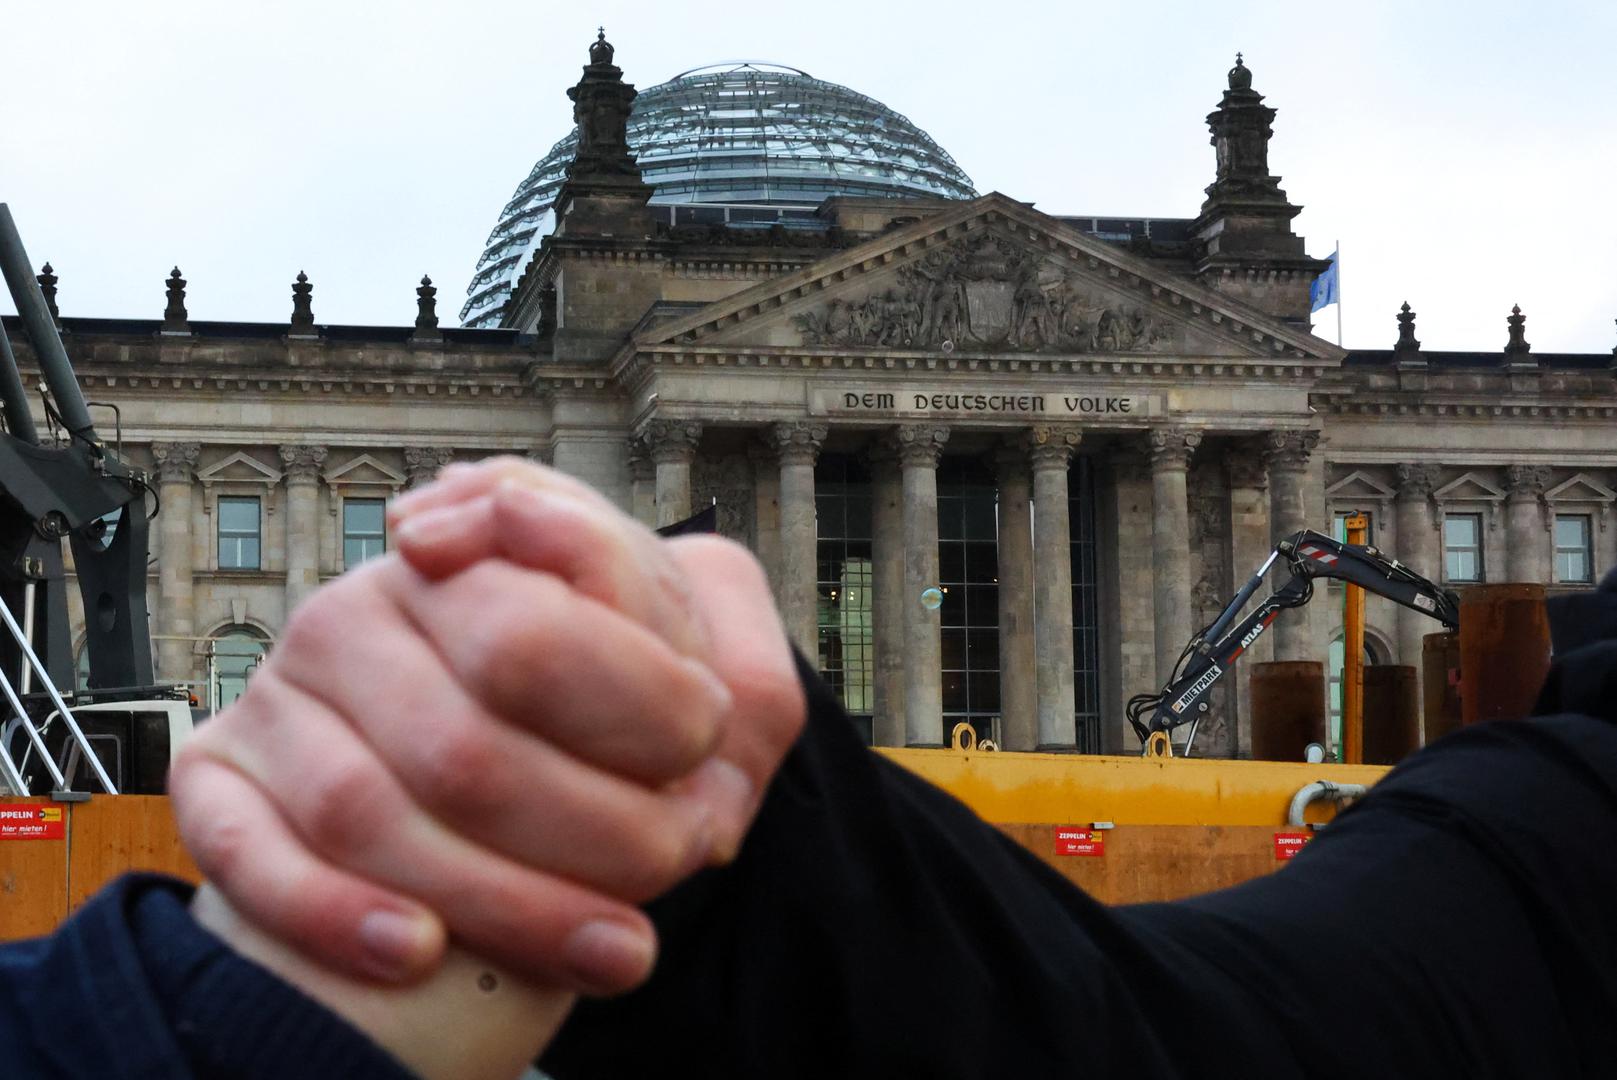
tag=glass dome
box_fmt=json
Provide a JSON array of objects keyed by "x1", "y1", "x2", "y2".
[{"x1": 460, "y1": 62, "x2": 977, "y2": 328}]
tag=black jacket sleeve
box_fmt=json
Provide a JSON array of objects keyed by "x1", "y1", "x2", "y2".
[
  {"x1": 0, "y1": 874, "x2": 414, "y2": 1080},
  {"x1": 543, "y1": 651, "x2": 1617, "y2": 1080}
]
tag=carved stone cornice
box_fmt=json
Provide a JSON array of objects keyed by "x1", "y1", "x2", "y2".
[
  {"x1": 894, "y1": 424, "x2": 950, "y2": 469},
  {"x1": 1024, "y1": 426, "x2": 1083, "y2": 471},
  {"x1": 1224, "y1": 446, "x2": 1268, "y2": 490},
  {"x1": 769, "y1": 421, "x2": 829, "y2": 467},
  {"x1": 638, "y1": 420, "x2": 704, "y2": 466},
  {"x1": 1394, "y1": 463, "x2": 1443, "y2": 501},
  {"x1": 1504, "y1": 463, "x2": 1551, "y2": 499},
  {"x1": 403, "y1": 446, "x2": 453, "y2": 488},
  {"x1": 1261, "y1": 429, "x2": 1319, "y2": 472},
  {"x1": 150, "y1": 441, "x2": 201, "y2": 484},
  {"x1": 1147, "y1": 426, "x2": 1202, "y2": 472},
  {"x1": 278, "y1": 444, "x2": 328, "y2": 485}
]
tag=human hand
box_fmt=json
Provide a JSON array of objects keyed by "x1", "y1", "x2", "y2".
[{"x1": 171, "y1": 457, "x2": 805, "y2": 997}]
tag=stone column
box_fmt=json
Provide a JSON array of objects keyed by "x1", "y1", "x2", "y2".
[
  {"x1": 1504, "y1": 464, "x2": 1551, "y2": 583},
  {"x1": 747, "y1": 441, "x2": 782, "y2": 598},
  {"x1": 771, "y1": 422, "x2": 828, "y2": 658},
  {"x1": 1225, "y1": 447, "x2": 1271, "y2": 758},
  {"x1": 1028, "y1": 427, "x2": 1082, "y2": 749},
  {"x1": 1147, "y1": 428, "x2": 1201, "y2": 686},
  {"x1": 993, "y1": 440, "x2": 1038, "y2": 752},
  {"x1": 279, "y1": 445, "x2": 327, "y2": 614},
  {"x1": 627, "y1": 439, "x2": 656, "y2": 528},
  {"x1": 1394, "y1": 464, "x2": 1443, "y2": 670},
  {"x1": 897, "y1": 424, "x2": 949, "y2": 747},
  {"x1": 868, "y1": 436, "x2": 906, "y2": 746},
  {"x1": 640, "y1": 420, "x2": 703, "y2": 528},
  {"x1": 403, "y1": 446, "x2": 453, "y2": 491},
  {"x1": 1263, "y1": 430, "x2": 1319, "y2": 661},
  {"x1": 151, "y1": 442, "x2": 201, "y2": 683}
]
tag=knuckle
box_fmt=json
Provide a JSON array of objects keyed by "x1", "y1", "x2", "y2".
[
  {"x1": 620, "y1": 821, "x2": 697, "y2": 899},
  {"x1": 301, "y1": 758, "x2": 388, "y2": 861},
  {"x1": 412, "y1": 722, "x2": 502, "y2": 814}
]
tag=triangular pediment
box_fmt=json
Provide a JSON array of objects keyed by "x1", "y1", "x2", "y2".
[
  {"x1": 1325, "y1": 470, "x2": 1397, "y2": 503},
  {"x1": 197, "y1": 451, "x2": 280, "y2": 486},
  {"x1": 323, "y1": 454, "x2": 406, "y2": 489},
  {"x1": 634, "y1": 193, "x2": 1343, "y2": 363},
  {"x1": 1546, "y1": 473, "x2": 1616, "y2": 503},
  {"x1": 1433, "y1": 472, "x2": 1505, "y2": 503}
]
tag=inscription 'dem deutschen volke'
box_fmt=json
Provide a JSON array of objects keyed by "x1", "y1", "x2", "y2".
[{"x1": 811, "y1": 388, "x2": 1150, "y2": 418}]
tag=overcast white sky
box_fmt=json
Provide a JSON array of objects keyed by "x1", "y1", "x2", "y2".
[{"x1": 2, "y1": 0, "x2": 1613, "y2": 351}]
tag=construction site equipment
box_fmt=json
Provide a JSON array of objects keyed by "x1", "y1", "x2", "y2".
[
  {"x1": 1128, "y1": 527, "x2": 1459, "y2": 756},
  {"x1": 1249, "y1": 660, "x2": 1326, "y2": 762},
  {"x1": 0, "y1": 204, "x2": 187, "y2": 796},
  {"x1": 1459, "y1": 584, "x2": 1551, "y2": 727},
  {"x1": 1340, "y1": 511, "x2": 1369, "y2": 763}
]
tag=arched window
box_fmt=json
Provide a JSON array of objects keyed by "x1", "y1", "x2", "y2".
[
  {"x1": 208, "y1": 628, "x2": 268, "y2": 712},
  {"x1": 1328, "y1": 635, "x2": 1385, "y2": 751}
]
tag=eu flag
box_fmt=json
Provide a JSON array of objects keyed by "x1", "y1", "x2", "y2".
[{"x1": 1310, "y1": 250, "x2": 1340, "y2": 312}]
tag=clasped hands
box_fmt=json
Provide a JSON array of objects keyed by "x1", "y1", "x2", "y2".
[{"x1": 168, "y1": 458, "x2": 806, "y2": 1072}]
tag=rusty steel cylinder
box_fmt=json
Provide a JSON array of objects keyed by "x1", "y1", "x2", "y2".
[
  {"x1": 1423, "y1": 631, "x2": 1462, "y2": 744},
  {"x1": 1458, "y1": 584, "x2": 1551, "y2": 727},
  {"x1": 1362, "y1": 665, "x2": 1420, "y2": 765},
  {"x1": 1250, "y1": 661, "x2": 1326, "y2": 762}
]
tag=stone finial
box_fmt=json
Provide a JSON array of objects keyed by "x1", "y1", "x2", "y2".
[
  {"x1": 278, "y1": 443, "x2": 328, "y2": 483},
  {"x1": 403, "y1": 446, "x2": 453, "y2": 488},
  {"x1": 412, "y1": 275, "x2": 442, "y2": 342},
  {"x1": 589, "y1": 26, "x2": 614, "y2": 66},
  {"x1": 162, "y1": 267, "x2": 190, "y2": 333},
  {"x1": 1228, "y1": 52, "x2": 1251, "y2": 91},
  {"x1": 37, "y1": 263, "x2": 59, "y2": 326},
  {"x1": 1393, "y1": 301, "x2": 1421, "y2": 356},
  {"x1": 150, "y1": 441, "x2": 202, "y2": 484},
  {"x1": 1146, "y1": 426, "x2": 1202, "y2": 471},
  {"x1": 290, "y1": 271, "x2": 317, "y2": 336},
  {"x1": 1504, "y1": 304, "x2": 1531, "y2": 359}
]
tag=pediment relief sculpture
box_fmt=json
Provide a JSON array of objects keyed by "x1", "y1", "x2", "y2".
[{"x1": 792, "y1": 232, "x2": 1174, "y2": 354}]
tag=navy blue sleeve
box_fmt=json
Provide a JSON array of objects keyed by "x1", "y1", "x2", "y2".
[{"x1": 0, "y1": 874, "x2": 414, "y2": 1079}]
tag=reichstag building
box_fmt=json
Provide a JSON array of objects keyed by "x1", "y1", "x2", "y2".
[{"x1": 8, "y1": 34, "x2": 1611, "y2": 756}]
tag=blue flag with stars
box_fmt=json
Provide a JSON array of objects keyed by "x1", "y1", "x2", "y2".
[{"x1": 1310, "y1": 250, "x2": 1339, "y2": 312}]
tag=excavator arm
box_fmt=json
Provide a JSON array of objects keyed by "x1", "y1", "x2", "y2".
[{"x1": 1128, "y1": 529, "x2": 1458, "y2": 754}]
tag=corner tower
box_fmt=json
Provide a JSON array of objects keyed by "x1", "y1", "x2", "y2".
[{"x1": 1190, "y1": 56, "x2": 1329, "y2": 328}]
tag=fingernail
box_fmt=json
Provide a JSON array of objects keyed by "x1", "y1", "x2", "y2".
[
  {"x1": 358, "y1": 909, "x2": 438, "y2": 981},
  {"x1": 565, "y1": 919, "x2": 656, "y2": 992},
  {"x1": 686, "y1": 757, "x2": 754, "y2": 865},
  {"x1": 395, "y1": 503, "x2": 470, "y2": 547}
]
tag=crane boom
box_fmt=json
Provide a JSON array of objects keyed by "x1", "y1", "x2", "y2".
[{"x1": 1128, "y1": 529, "x2": 1458, "y2": 754}]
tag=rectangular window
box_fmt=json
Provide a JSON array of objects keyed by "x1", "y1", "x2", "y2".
[
  {"x1": 343, "y1": 498, "x2": 388, "y2": 569},
  {"x1": 1443, "y1": 513, "x2": 1482, "y2": 583},
  {"x1": 217, "y1": 496, "x2": 261, "y2": 570},
  {"x1": 1555, "y1": 514, "x2": 1593, "y2": 584},
  {"x1": 813, "y1": 455, "x2": 874, "y2": 742}
]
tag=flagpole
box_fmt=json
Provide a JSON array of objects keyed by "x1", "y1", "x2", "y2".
[{"x1": 1335, "y1": 240, "x2": 1343, "y2": 346}]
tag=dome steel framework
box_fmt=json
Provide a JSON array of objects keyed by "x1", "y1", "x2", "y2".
[{"x1": 461, "y1": 63, "x2": 976, "y2": 328}]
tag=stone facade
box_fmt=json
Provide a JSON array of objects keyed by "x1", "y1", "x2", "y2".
[{"x1": 8, "y1": 42, "x2": 1613, "y2": 754}]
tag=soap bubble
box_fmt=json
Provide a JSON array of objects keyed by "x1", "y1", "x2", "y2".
[{"x1": 920, "y1": 587, "x2": 944, "y2": 610}]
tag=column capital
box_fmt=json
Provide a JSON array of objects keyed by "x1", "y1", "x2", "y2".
[
  {"x1": 626, "y1": 437, "x2": 655, "y2": 481},
  {"x1": 403, "y1": 446, "x2": 453, "y2": 489},
  {"x1": 770, "y1": 421, "x2": 828, "y2": 466},
  {"x1": 894, "y1": 424, "x2": 950, "y2": 468},
  {"x1": 1504, "y1": 463, "x2": 1551, "y2": 499},
  {"x1": 526, "y1": 444, "x2": 554, "y2": 468},
  {"x1": 1394, "y1": 462, "x2": 1443, "y2": 500},
  {"x1": 1260, "y1": 429, "x2": 1319, "y2": 471},
  {"x1": 278, "y1": 444, "x2": 328, "y2": 485},
  {"x1": 1224, "y1": 446, "x2": 1268, "y2": 490},
  {"x1": 150, "y1": 441, "x2": 201, "y2": 484},
  {"x1": 865, "y1": 432, "x2": 902, "y2": 476},
  {"x1": 638, "y1": 419, "x2": 704, "y2": 465},
  {"x1": 1147, "y1": 426, "x2": 1202, "y2": 471},
  {"x1": 991, "y1": 436, "x2": 1031, "y2": 480},
  {"x1": 1023, "y1": 426, "x2": 1082, "y2": 471}
]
